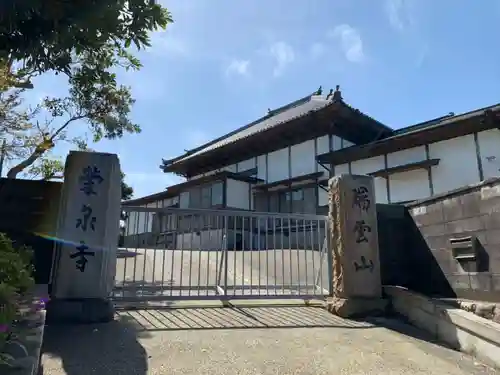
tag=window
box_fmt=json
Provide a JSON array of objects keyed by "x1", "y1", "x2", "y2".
[
  {"x1": 279, "y1": 192, "x2": 291, "y2": 213},
  {"x1": 189, "y1": 188, "x2": 201, "y2": 208},
  {"x1": 211, "y1": 182, "x2": 223, "y2": 205},
  {"x1": 292, "y1": 190, "x2": 303, "y2": 201},
  {"x1": 201, "y1": 185, "x2": 211, "y2": 208},
  {"x1": 269, "y1": 194, "x2": 279, "y2": 212}
]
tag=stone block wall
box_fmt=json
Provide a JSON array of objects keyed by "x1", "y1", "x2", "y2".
[
  {"x1": 377, "y1": 177, "x2": 500, "y2": 302},
  {"x1": 407, "y1": 178, "x2": 500, "y2": 301}
]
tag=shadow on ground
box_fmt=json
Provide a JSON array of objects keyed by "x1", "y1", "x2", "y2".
[
  {"x1": 40, "y1": 305, "x2": 489, "y2": 374},
  {"x1": 116, "y1": 249, "x2": 140, "y2": 259},
  {"x1": 116, "y1": 305, "x2": 378, "y2": 331},
  {"x1": 112, "y1": 280, "x2": 177, "y2": 305},
  {"x1": 40, "y1": 315, "x2": 152, "y2": 375}
]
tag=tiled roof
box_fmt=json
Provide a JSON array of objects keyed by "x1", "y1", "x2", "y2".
[
  {"x1": 391, "y1": 102, "x2": 500, "y2": 139},
  {"x1": 166, "y1": 94, "x2": 335, "y2": 165}
]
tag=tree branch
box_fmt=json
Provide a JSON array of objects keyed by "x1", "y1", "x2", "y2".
[
  {"x1": 6, "y1": 115, "x2": 85, "y2": 178},
  {"x1": 6, "y1": 147, "x2": 46, "y2": 178},
  {"x1": 50, "y1": 115, "x2": 85, "y2": 141}
]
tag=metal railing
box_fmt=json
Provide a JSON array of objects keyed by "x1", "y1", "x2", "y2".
[{"x1": 113, "y1": 207, "x2": 332, "y2": 302}]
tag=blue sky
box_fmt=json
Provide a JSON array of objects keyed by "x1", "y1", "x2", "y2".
[{"x1": 17, "y1": 0, "x2": 500, "y2": 198}]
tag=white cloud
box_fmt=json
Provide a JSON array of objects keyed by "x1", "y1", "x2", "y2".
[
  {"x1": 225, "y1": 59, "x2": 251, "y2": 77},
  {"x1": 149, "y1": 25, "x2": 190, "y2": 57},
  {"x1": 384, "y1": 0, "x2": 416, "y2": 32},
  {"x1": 269, "y1": 41, "x2": 295, "y2": 77},
  {"x1": 384, "y1": 0, "x2": 428, "y2": 67},
  {"x1": 329, "y1": 24, "x2": 365, "y2": 63},
  {"x1": 310, "y1": 42, "x2": 326, "y2": 60}
]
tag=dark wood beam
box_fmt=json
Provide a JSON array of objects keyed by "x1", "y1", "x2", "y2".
[
  {"x1": 368, "y1": 159, "x2": 440, "y2": 179},
  {"x1": 253, "y1": 172, "x2": 324, "y2": 191}
]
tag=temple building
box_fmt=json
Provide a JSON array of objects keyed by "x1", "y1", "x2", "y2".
[{"x1": 123, "y1": 86, "x2": 500, "y2": 245}]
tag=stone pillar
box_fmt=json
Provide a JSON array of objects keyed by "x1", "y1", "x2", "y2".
[
  {"x1": 327, "y1": 174, "x2": 387, "y2": 318},
  {"x1": 47, "y1": 151, "x2": 121, "y2": 323}
]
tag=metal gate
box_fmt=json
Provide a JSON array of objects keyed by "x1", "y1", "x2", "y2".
[{"x1": 113, "y1": 207, "x2": 332, "y2": 303}]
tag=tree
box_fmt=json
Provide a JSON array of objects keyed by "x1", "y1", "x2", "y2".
[
  {"x1": 0, "y1": 0, "x2": 172, "y2": 91},
  {"x1": 0, "y1": 1, "x2": 173, "y2": 178},
  {"x1": 5, "y1": 77, "x2": 140, "y2": 178},
  {"x1": 27, "y1": 158, "x2": 64, "y2": 180},
  {"x1": 121, "y1": 172, "x2": 134, "y2": 201}
]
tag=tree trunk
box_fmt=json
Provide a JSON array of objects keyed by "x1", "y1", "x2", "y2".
[{"x1": 6, "y1": 149, "x2": 45, "y2": 179}]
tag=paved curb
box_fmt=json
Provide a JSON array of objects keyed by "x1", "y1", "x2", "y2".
[
  {"x1": 1, "y1": 295, "x2": 47, "y2": 375},
  {"x1": 384, "y1": 285, "x2": 500, "y2": 370}
]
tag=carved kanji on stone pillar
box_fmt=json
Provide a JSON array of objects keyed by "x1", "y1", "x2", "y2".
[{"x1": 327, "y1": 174, "x2": 386, "y2": 317}]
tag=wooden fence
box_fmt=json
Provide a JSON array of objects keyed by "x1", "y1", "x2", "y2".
[{"x1": 0, "y1": 178, "x2": 63, "y2": 285}]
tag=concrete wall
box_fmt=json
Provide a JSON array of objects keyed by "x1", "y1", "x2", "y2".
[{"x1": 377, "y1": 178, "x2": 500, "y2": 302}]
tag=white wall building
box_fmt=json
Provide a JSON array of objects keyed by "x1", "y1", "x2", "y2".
[{"x1": 123, "y1": 86, "x2": 500, "y2": 249}]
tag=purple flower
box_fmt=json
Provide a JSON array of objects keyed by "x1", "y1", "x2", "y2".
[
  {"x1": 0, "y1": 324, "x2": 9, "y2": 333},
  {"x1": 32, "y1": 297, "x2": 48, "y2": 311}
]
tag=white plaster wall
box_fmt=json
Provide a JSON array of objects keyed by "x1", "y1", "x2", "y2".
[
  {"x1": 179, "y1": 191, "x2": 190, "y2": 208},
  {"x1": 318, "y1": 188, "x2": 328, "y2": 206},
  {"x1": 334, "y1": 163, "x2": 350, "y2": 175},
  {"x1": 237, "y1": 158, "x2": 256, "y2": 172},
  {"x1": 290, "y1": 140, "x2": 316, "y2": 177},
  {"x1": 125, "y1": 206, "x2": 153, "y2": 235},
  {"x1": 332, "y1": 136, "x2": 342, "y2": 150},
  {"x1": 429, "y1": 135, "x2": 480, "y2": 195},
  {"x1": 387, "y1": 146, "x2": 426, "y2": 167},
  {"x1": 351, "y1": 156, "x2": 388, "y2": 203},
  {"x1": 250, "y1": 186, "x2": 255, "y2": 210},
  {"x1": 267, "y1": 148, "x2": 289, "y2": 182},
  {"x1": 387, "y1": 146, "x2": 430, "y2": 203},
  {"x1": 389, "y1": 170, "x2": 430, "y2": 203},
  {"x1": 204, "y1": 134, "x2": 350, "y2": 184},
  {"x1": 123, "y1": 196, "x2": 182, "y2": 235},
  {"x1": 343, "y1": 139, "x2": 355, "y2": 148},
  {"x1": 226, "y1": 179, "x2": 250, "y2": 209},
  {"x1": 317, "y1": 135, "x2": 330, "y2": 154},
  {"x1": 257, "y1": 155, "x2": 267, "y2": 181},
  {"x1": 223, "y1": 164, "x2": 237, "y2": 173},
  {"x1": 317, "y1": 136, "x2": 330, "y2": 176},
  {"x1": 124, "y1": 211, "x2": 137, "y2": 235},
  {"x1": 477, "y1": 129, "x2": 500, "y2": 179}
]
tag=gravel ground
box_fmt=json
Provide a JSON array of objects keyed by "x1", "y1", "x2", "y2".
[{"x1": 40, "y1": 306, "x2": 497, "y2": 375}]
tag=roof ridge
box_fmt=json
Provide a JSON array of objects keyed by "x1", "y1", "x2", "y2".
[
  {"x1": 267, "y1": 92, "x2": 318, "y2": 116},
  {"x1": 393, "y1": 114, "x2": 454, "y2": 135},
  {"x1": 394, "y1": 102, "x2": 500, "y2": 135}
]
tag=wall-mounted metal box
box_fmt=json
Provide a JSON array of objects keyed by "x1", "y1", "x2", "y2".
[{"x1": 450, "y1": 236, "x2": 480, "y2": 272}]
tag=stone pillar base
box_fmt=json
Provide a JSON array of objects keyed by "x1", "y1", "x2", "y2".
[
  {"x1": 326, "y1": 297, "x2": 388, "y2": 318},
  {"x1": 46, "y1": 298, "x2": 115, "y2": 324}
]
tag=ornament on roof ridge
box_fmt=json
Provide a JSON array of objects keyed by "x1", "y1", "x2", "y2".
[
  {"x1": 315, "y1": 86, "x2": 323, "y2": 95},
  {"x1": 326, "y1": 88, "x2": 334, "y2": 100},
  {"x1": 333, "y1": 85, "x2": 342, "y2": 101}
]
